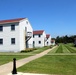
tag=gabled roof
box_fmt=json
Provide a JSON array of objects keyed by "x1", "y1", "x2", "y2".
[
  {"x1": 0, "y1": 18, "x2": 25, "y2": 24},
  {"x1": 33, "y1": 30, "x2": 44, "y2": 35},
  {"x1": 51, "y1": 39, "x2": 55, "y2": 42},
  {"x1": 46, "y1": 34, "x2": 50, "y2": 38}
]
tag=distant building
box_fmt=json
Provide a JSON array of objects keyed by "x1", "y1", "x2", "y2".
[
  {"x1": 0, "y1": 18, "x2": 33, "y2": 52},
  {"x1": 33, "y1": 30, "x2": 46, "y2": 47},
  {"x1": 51, "y1": 39, "x2": 55, "y2": 45},
  {"x1": 45, "y1": 34, "x2": 51, "y2": 46}
]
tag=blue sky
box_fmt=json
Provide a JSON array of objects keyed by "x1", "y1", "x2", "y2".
[{"x1": 0, "y1": 0, "x2": 76, "y2": 38}]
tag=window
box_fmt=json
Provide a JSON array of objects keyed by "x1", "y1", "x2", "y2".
[
  {"x1": 47, "y1": 38, "x2": 48, "y2": 39},
  {"x1": 26, "y1": 21, "x2": 28, "y2": 24},
  {"x1": 33, "y1": 41, "x2": 35, "y2": 44},
  {"x1": 33, "y1": 35, "x2": 34, "y2": 38},
  {"x1": 33, "y1": 41, "x2": 35, "y2": 47},
  {"x1": 39, "y1": 35, "x2": 41, "y2": 37},
  {"x1": 39, "y1": 41, "x2": 41, "y2": 44},
  {"x1": 0, "y1": 26, "x2": 3, "y2": 31},
  {"x1": 47, "y1": 42, "x2": 48, "y2": 45},
  {"x1": 11, "y1": 25, "x2": 15, "y2": 30},
  {"x1": 0, "y1": 39, "x2": 3, "y2": 44},
  {"x1": 11, "y1": 38, "x2": 15, "y2": 44}
]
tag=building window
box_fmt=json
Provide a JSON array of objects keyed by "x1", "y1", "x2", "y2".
[
  {"x1": 33, "y1": 35, "x2": 34, "y2": 38},
  {"x1": 39, "y1": 35, "x2": 41, "y2": 37},
  {"x1": 39, "y1": 41, "x2": 41, "y2": 44},
  {"x1": 11, "y1": 25, "x2": 15, "y2": 31},
  {"x1": 0, "y1": 26, "x2": 3, "y2": 31},
  {"x1": 11, "y1": 38, "x2": 15, "y2": 44},
  {"x1": 26, "y1": 21, "x2": 28, "y2": 24},
  {"x1": 33, "y1": 41, "x2": 35, "y2": 47},
  {"x1": 47, "y1": 38, "x2": 48, "y2": 39},
  {"x1": 33, "y1": 41, "x2": 35, "y2": 44},
  {"x1": 0, "y1": 39, "x2": 3, "y2": 45}
]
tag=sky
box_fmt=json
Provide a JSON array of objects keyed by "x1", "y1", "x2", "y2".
[{"x1": 0, "y1": 0, "x2": 76, "y2": 38}]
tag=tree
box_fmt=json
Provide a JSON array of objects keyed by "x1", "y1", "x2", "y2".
[
  {"x1": 74, "y1": 38, "x2": 76, "y2": 47},
  {"x1": 55, "y1": 35, "x2": 76, "y2": 44}
]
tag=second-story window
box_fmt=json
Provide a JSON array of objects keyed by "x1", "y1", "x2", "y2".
[
  {"x1": 0, "y1": 26, "x2": 3, "y2": 31},
  {"x1": 39, "y1": 35, "x2": 41, "y2": 37},
  {"x1": 26, "y1": 21, "x2": 28, "y2": 24},
  {"x1": 11, "y1": 25, "x2": 15, "y2": 31},
  {"x1": 33, "y1": 35, "x2": 34, "y2": 38}
]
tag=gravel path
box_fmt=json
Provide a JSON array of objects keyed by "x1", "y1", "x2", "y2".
[{"x1": 0, "y1": 47, "x2": 56, "y2": 75}]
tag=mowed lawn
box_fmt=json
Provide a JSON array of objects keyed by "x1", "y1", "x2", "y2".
[
  {"x1": 0, "y1": 55, "x2": 30, "y2": 65},
  {"x1": 18, "y1": 44, "x2": 76, "y2": 75},
  {"x1": 0, "y1": 46, "x2": 50, "y2": 65},
  {"x1": 48, "y1": 43, "x2": 76, "y2": 54},
  {"x1": 18, "y1": 55, "x2": 76, "y2": 75}
]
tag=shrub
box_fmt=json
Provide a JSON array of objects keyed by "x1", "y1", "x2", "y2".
[{"x1": 21, "y1": 48, "x2": 37, "y2": 53}]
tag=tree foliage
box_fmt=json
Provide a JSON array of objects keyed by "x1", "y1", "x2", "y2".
[{"x1": 55, "y1": 35, "x2": 76, "y2": 44}]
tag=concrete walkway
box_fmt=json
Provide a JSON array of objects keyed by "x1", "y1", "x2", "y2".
[{"x1": 0, "y1": 47, "x2": 56, "y2": 75}]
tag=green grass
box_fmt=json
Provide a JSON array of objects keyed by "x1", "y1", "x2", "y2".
[
  {"x1": 17, "y1": 44, "x2": 76, "y2": 75},
  {"x1": 0, "y1": 55, "x2": 30, "y2": 65},
  {"x1": 65, "y1": 45, "x2": 76, "y2": 53},
  {"x1": 62, "y1": 44, "x2": 71, "y2": 53},
  {"x1": 18, "y1": 55, "x2": 76, "y2": 75},
  {"x1": 0, "y1": 47, "x2": 50, "y2": 55},
  {"x1": 0, "y1": 46, "x2": 50, "y2": 65},
  {"x1": 48, "y1": 46, "x2": 58, "y2": 54},
  {"x1": 55, "y1": 44, "x2": 63, "y2": 53},
  {"x1": 48, "y1": 43, "x2": 76, "y2": 53},
  {"x1": 20, "y1": 46, "x2": 50, "y2": 55}
]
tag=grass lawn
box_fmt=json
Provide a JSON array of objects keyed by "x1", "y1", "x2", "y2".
[
  {"x1": 17, "y1": 55, "x2": 76, "y2": 75},
  {"x1": 0, "y1": 46, "x2": 50, "y2": 55},
  {"x1": 0, "y1": 55, "x2": 30, "y2": 65},
  {"x1": 55, "y1": 44, "x2": 63, "y2": 53},
  {"x1": 0, "y1": 46, "x2": 50, "y2": 65},
  {"x1": 48, "y1": 43, "x2": 76, "y2": 54},
  {"x1": 17, "y1": 44, "x2": 76, "y2": 75},
  {"x1": 20, "y1": 46, "x2": 50, "y2": 55}
]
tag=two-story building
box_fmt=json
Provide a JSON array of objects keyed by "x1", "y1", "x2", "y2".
[
  {"x1": 0, "y1": 18, "x2": 33, "y2": 52},
  {"x1": 45, "y1": 34, "x2": 51, "y2": 46},
  {"x1": 33, "y1": 30, "x2": 46, "y2": 47},
  {"x1": 51, "y1": 39, "x2": 55, "y2": 45}
]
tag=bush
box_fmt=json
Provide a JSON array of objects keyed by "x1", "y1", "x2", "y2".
[{"x1": 21, "y1": 48, "x2": 37, "y2": 53}]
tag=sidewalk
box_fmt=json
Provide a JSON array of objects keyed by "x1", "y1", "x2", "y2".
[
  {"x1": 0, "y1": 47, "x2": 56, "y2": 75},
  {"x1": 8, "y1": 72, "x2": 49, "y2": 75}
]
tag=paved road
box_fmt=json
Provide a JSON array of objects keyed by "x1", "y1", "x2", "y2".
[{"x1": 0, "y1": 47, "x2": 56, "y2": 75}]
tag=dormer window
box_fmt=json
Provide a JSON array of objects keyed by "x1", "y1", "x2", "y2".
[{"x1": 11, "y1": 25, "x2": 15, "y2": 31}]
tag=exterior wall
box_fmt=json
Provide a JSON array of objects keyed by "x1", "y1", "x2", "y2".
[
  {"x1": 25, "y1": 19, "x2": 33, "y2": 48},
  {"x1": 0, "y1": 23, "x2": 20, "y2": 52},
  {"x1": 19, "y1": 18, "x2": 33, "y2": 50},
  {"x1": 0, "y1": 18, "x2": 33, "y2": 52},
  {"x1": 33, "y1": 31, "x2": 46, "y2": 47},
  {"x1": 43, "y1": 31, "x2": 46, "y2": 46},
  {"x1": 51, "y1": 40, "x2": 55, "y2": 45},
  {"x1": 45, "y1": 36, "x2": 51, "y2": 46}
]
